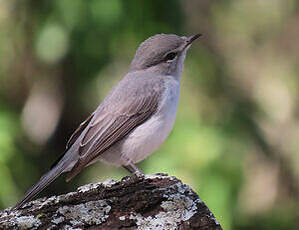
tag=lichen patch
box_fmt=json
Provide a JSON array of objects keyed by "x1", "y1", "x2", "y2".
[
  {"x1": 129, "y1": 193, "x2": 197, "y2": 230},
  {"x1": 102, "y1": 178, "x2": 117, "y2": 187},
  {"x1": 128, "y1": 181, "x2": 198, "y2": 230},
  {"x1": 51, "y1": 216, "x2": 65, "y2": 224},
  {"x1": 58, "y1": 200, "x2": 111, "y2": 227},
  {"x1": 77, "y1": 179, "x2": 117, "y2": 193},
  {"x1": 15, "y1": 215, "x2": 42, "y2": 229},
  {"x1": 161, "y1": 194, "x2": 197, "y2": 221},
  {"x1": 119, "y1": 215, "x2": 126, "y2": 221}
]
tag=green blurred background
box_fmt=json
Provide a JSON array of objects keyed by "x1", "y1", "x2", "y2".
[{"x1": 0, "y1": 0, "x2": 298, "y2": 229}]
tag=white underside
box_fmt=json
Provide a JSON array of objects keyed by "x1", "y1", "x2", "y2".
[{"x1": 98, "y1": 76, "x2": 180, "y2": 166}]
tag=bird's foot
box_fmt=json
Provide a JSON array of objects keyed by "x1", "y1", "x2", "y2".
[
  {"x1": 122, "y1": 162, "x2": 144, "y2": 180},
  {"x1": 132, "y1": 170, "x2": 145, "y2": 179}
]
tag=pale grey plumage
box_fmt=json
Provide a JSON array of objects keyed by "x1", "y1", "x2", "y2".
[
  {"x1": 14, "y1": 33, "x2": 200, "y2": 209},
  {"x1": 130, "y1": 34, "x2": 184, "y2": 71}
]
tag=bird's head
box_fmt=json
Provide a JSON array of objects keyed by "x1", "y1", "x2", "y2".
[{"x1": 129, "y1": 33, "x2": 201, "y2": 77}]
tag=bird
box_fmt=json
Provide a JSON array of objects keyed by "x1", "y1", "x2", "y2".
[{"x1": 14, "y1": 33, "x2": 201, "y2": 209}]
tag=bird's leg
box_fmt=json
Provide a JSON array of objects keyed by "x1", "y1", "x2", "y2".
[{"x1": 122, "y1": 159, "x2": 144, "y2": 178}]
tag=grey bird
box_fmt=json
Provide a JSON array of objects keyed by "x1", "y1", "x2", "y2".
[{"x1": 14, "y1": 33, "x2": 201, "y2": 209}]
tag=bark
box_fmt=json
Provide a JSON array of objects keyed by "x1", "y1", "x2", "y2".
[{"x1": 0, "y1": 174, "x2": 222, "y2": 230}]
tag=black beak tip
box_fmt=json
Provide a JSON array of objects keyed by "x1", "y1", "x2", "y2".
[{"x1": 188, "y1": 33, "x2": 202, "y2": 44}]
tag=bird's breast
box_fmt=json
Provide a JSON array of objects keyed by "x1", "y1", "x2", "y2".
[{"x1": 121, "y1": 77, "x2": 180, "y2": 163}]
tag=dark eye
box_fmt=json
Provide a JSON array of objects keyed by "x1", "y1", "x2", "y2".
[{"x1": 165, "y1": 52, "x2": 177, "y2": 61}]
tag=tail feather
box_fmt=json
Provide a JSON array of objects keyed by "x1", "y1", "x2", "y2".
[{"x1": 13, "y1": 164, "x2": 65, "y2": 210}]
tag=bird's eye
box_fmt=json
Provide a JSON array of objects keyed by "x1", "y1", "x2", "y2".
[{"x1": 165, "y1": 52, "x2": 177, "y2": 61}]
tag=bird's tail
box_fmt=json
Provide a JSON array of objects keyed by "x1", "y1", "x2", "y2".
[{"x1": 13, "y1": 163, "x2": 66, "y2": 210}]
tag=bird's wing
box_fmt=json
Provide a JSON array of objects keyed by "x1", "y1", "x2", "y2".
[
  {"x1": 66, "y1": 112, "x2": 95, "y2": 150},
  {"x1": 65, "y1": 76, "x2": 163, "y2": 181},
  {"x1": 49, "y1": 112, "x2": 95, "y2": 169}
]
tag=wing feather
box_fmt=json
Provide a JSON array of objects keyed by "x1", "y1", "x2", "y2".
[
  {"x1": 66, "y1": 112, "x2": 94, "y2": 149},
  {"x1": 65, "y1": 76, "x2": 163, "y2": 181}
]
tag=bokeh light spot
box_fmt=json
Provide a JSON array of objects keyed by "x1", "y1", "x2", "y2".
[{"x1": 36, "y1": 23, "x2": 69, "y2": 63}]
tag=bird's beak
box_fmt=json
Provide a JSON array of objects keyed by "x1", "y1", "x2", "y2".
[
  {"x1": 186, "y1": 34, "x2": 202, "y2": 45},
  {"x1": 183, "y1": 34, "x2": 202, "y2": 49}
]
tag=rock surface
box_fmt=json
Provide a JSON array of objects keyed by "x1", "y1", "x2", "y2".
[{"x1": 0, "y1": 174, "x2": 222, "y2": 229}]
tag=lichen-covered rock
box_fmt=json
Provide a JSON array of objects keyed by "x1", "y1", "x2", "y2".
[
  {"x1": 0, "y1": 174, "x2": 222, "y2": 230},
  {"x1": 58, "y1": 200, "x2": 111, "y2": 226}
]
